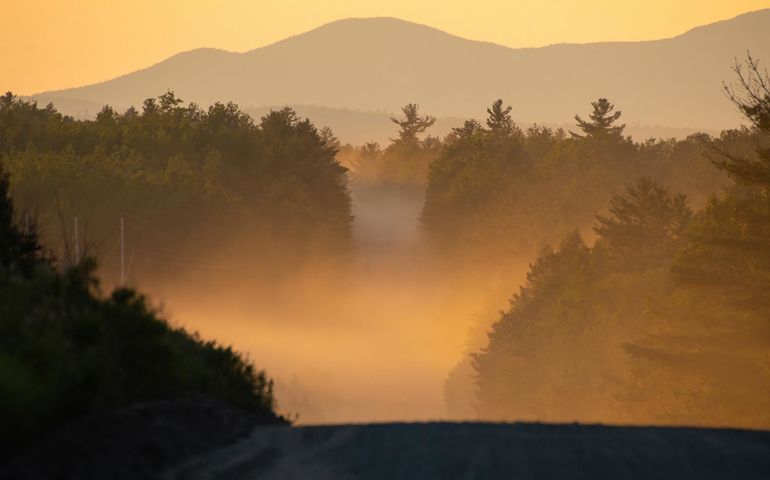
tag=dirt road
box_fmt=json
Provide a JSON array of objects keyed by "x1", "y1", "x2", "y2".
[{"x1": 166, "y1": 422, "x2": 770, "y2": 479}]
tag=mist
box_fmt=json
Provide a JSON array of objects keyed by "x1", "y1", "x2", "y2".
[
  {"x1": 143, "y1": 177, "x2": 515, "y2": 423},
  {"x1": 5, "y1": 85, "x2": 767, "y2": 429},
  {"x1": 5, "y1": 6, "x2": 770, "y2": 478},
  {"x1": 2, "y1": 15, "x2": 770, "y2": 434}
]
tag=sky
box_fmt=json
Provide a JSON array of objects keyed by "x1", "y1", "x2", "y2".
[{"x1": 3, "y1": 0, "x2": 770, "y2": 94}]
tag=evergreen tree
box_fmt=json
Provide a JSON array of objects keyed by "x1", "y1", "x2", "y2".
[
  {"x1": 716, "y1": 54, "x2": 770, "y2": 188},
  {"x1": 486, "y1": 99, "x2": 514, "y2": 136},
  {"x1": 0, "y1": 91, "x2": 15, "y2": 109},
  {"x1": 594, "y1": 177, "x2": 692, "y2": 270},
  {"x1": 670, "y1": 56, "x2": 770, "y2": 305},
  {"x1": 451, "y1": 119, "x2": 483, "y2": 139},
  {"x1": 390, "y1": 103, "x2": 435, "y2": 148},
  {"x1": 319, "y1": 126, "x2": 341, "y2": 151},
  {"x1": 0, "y1": 93, "x2": 354, "y2": 280},
  {"x1": 677, "y1": 55, "x2": 770, "y2": 302},
  {"x1": 571, "y1": 98, "x2": 625, "y2": 139}
]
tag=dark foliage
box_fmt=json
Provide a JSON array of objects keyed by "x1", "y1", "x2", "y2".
[
  {"x1": 0, "y1": 92, "x2": 352, "y2": 281},
  {"x1": 473, "y1": 182, "x2": 682, "y2": 423},
  {"x1": 423, "y1": 98, "x2": 728, "y2": 267},
  {"x1": 472, "y1": 57, "x2": 770, "y2": 428},
  {"x1": 0, "y1": 163, "x2": 278, "y2": 455}
]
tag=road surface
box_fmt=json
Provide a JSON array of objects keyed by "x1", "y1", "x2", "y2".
[{"x1": 165, "y1": 422, "x2": 770, "y2": 479}]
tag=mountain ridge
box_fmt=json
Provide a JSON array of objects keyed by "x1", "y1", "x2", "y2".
[{"x1": 28, "y1": 9, "x2": 770, "y2": 130}]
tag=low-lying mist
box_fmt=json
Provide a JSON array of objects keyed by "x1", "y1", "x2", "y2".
[
  {"x1": 146, "y1": 181, "x2": 520, "y2": 423},
  {"x1": 5, "y1": 83, "x2": 768, "y2": 429}
]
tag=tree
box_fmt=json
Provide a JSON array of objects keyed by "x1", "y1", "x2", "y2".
[
  {"x1": 158, "y1": 90, "x2": 184, "y2": 112},
  {"x1": 473, "y1": 231, "x2": 612, "y2": 422},
  {"x1": 390, "y1": 103, "x2": 435, "y2": 147},
  {"x1": 451, "y1": 119, "x2": 483, "y2": 139},
  {"x1": 715, "y1": 53, "x2": 770, "y2": 188},
  {"x1": 361, "y1": 141, "x2": 382, "y2": 158},
  {"x1": 0, "y1": 166, "x2": 281, "y2": 452},
  {"x1": 319, "y1": 126, "x2": 341, "y2": 151},
  {"x1": 571, "y1": 98, "x2": 625, "y2": 139},
  {"x1": 0, "y1": 164, "x2": 41, "y2": 274},
  {"x1": 0, "y1": 93, "x2": 354, "y2": 283},
  {"x1": 486, "y1": 99, "x2": 514, "y2": 136},
  {"x1": 618, "y1": 57, "x2": 770, "y2": 428},
  {"x1": 594, "y1": 177, "x2": 691, "y2": 270},
  {"x1": 0, "y1": 92, "x2": 16, "y2": 110},
  {"x1": 669, "y1": 56, "x2": 770, "y2": 304},
  {"x1": 679, "y1": 54, "x2": 770, "y2": 301}
]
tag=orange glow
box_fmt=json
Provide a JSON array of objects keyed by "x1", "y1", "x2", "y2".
[{"x1": 2, "y1": 0, "x2": 769, "y2": 94}]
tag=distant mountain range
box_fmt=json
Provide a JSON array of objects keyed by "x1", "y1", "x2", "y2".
[{"x1": 28, "y1": 10, "x2": 770, "y2": 142}]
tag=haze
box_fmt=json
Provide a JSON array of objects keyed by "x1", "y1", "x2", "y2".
[
  {"x1": 3, "y1": 0, "x2": 769, "y2": 94},
  {"x1": 2, "y1": 4, "x2": 769, "y2": 432}
]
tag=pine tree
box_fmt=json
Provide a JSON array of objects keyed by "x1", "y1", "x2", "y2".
[
  {"x1": 451, "y1": 119, "x2": 483, "y2": 138},
  {"x1": 716, "y1": 54, "x2": 770, "y2": 188},
  {"x1": 0, "y1": 92, "x2": 16, "y2": 110},
  {"x1": 571, "y1": 98, "x2": 625, "y2": 139},
  {"x1": 486, "y1": 99, "x2": 514, "y2": 136},
  {"x1": 319, "y1": 126, "x2": 341, "y2": 151},
  {"x1": 390, "y1": 103, "x2": 435, "y2": 147},
  {"x1": 676, "y1": 55, "x2": 770, "y2": 302},
  {"x1": 594, "y1": 177, "x2": 691, "y2": 270}
]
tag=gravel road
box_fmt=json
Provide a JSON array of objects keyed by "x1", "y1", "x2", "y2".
[{"x1": 166, "y1": 422, "x2": 770, "y2": 479}]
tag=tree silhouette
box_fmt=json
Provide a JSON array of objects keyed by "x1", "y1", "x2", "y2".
[
  {"x1": 390, "y1": 103, "x2": 435, "y2": 147},
  {"x1": 594, "y1": 177, "x2": 691, "y2": 270},
  {"x1": 0, "y1": 91, "x2": 16, "y2": 109},
  {"x1": 571, "y1": 98, "x2": 625, "y2": 139},
  {"x1": 486, "y1": 99, "x2": 514, "y2": 136},
  {"x1": 716, "y1": 53, "x2": 770, "y2": 187},
  {"x1": 1, "y1": 154, "x2": 281, "y2": 456},
  {"x1": 451, "y1": 119, "x2": 483, "y2": 139},
  {"x1": 676, "y1": 54, "x2": 770, "y2": 302},
  {"x1": 0, "y1": 165, "x2": 41, "y2": 273},
  {"x1": 319, "y1": 126, "x2": 341, "y2": 151},
  {"x1": 0, "y1": 92, "x2": 354, "y2": 278}
]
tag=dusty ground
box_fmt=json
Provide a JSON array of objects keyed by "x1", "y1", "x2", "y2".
[{"x1": 166, "y1": 422, "x2": 770, "y2": 479}]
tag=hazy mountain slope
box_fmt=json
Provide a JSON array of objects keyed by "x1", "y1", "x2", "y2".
[{"x1": 31, "y1": 10, "x2": 770, "y2": 130}]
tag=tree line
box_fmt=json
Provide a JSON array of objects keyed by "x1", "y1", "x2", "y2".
[
  {"x1": 3, "y1": 53, "x2": 768, "y2": 429},
  {"x1": 468, "y1": 56, "x2": 770, "y2": 427},
  {"x1": 343, "y1": 92, "x2": 736, "y2": 272},
  {"x1": 340, "y1": 90, "x2": 763, "y2": 425},
  {"x1": 421, "y1": 97, "x2": 736, "y2": 267},
  {"x1": 0, "y1": 92, "x2": 353, "y2": 283}
]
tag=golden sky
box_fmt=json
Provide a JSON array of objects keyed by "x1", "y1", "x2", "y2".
[{"x1": 3, "y1": 0, "x2": 769, "y2": 94}]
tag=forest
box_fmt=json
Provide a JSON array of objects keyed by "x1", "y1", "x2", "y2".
[
  {"x1": 1, "y1": 54, "x2": 769, "y2": 437},
  {"x1": 343, "y1": 58, "x2": 769, "y2": 427},
  {"x1": 0, "y1": 92, "x2": 352, "y2": 285},
  {"x1": 455, "y1": 59, "x2": 770, "y2": 427},
  {"x1": 0, "y1": 162, "x2": 280, "y2": 458}
]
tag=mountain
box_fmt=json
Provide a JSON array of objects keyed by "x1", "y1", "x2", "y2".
[{"x1": 30, "y1": 10, "x2": 770, "y2": 133}]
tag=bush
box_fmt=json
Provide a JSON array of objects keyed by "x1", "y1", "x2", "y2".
[{"x1": 0, "y1": 166, "x2": 278, "y2": 455}]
